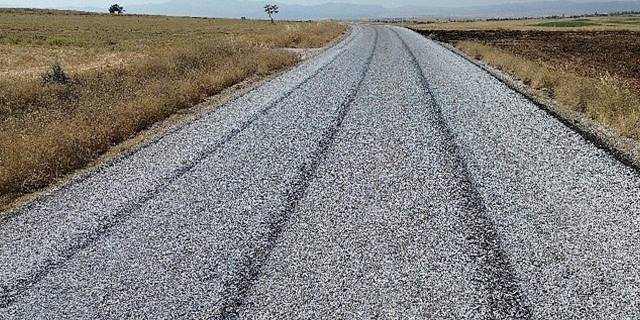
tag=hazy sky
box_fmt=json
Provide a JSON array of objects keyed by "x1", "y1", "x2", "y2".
[
  {"x1": 1, "y1": 0, "x2": 163, "y2": 6},
  {"x1": 0, "y1": 0, "x2": 614, "y2": 9}
]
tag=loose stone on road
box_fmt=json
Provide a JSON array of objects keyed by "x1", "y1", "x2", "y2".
[{"x1": 1, "y1": 25, "x2": 639, "y2": 319}]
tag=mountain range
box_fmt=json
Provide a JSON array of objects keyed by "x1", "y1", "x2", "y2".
[
  {"x1": 124, "y1": 0, "x2": 640, "y2": 19},
  {"x1": 3, "y1": 0, "x2": 640, "y2": 19}
]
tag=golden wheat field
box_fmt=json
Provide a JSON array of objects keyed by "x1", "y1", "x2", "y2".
[{"x1": 0, "y1": 8, "x2": 346, "y2": 205}]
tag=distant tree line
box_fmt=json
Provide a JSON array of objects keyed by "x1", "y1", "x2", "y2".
[{"x1": 609, "y1": 10, "x2": 640, "y2": 16}]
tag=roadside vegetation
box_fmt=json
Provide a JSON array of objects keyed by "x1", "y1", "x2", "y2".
[
  {"x1": 0, "y1": 8, "x2": 346, "y2": 205},
  {"x1": 411, "y1": 15, "x2": 640, "y2": 143}
]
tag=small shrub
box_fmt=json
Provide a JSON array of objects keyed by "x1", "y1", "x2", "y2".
[
  {"x1": 46, "y1": 37, "x2": 75, "y2": 46},
  {"x1": 41, "y1": 62, "x2": 71, "y2": 84},
  {"x1": 2, "y1": 35, "x2": 22, "y2": 45}
]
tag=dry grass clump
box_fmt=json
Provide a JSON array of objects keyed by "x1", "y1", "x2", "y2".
[
  {"x1": 456, "y1": 41, "x2": 640, "y2": 139},
  {"x1": 288, "y1": 22, "x2": 348, "y2": 48},
  {"x1": 0, "y1": 9, "x2": 346, "y2": 203}
]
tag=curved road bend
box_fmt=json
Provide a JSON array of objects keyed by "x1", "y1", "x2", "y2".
[{"x1": 1, "y1": 25, "x2": 639, "y2": 319}]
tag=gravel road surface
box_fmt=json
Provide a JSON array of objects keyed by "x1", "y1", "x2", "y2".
[{"x1": 1, "y1": 25, "x2": 639, "y2": 319}]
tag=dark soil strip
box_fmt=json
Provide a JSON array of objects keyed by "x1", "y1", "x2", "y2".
[{"x1": 413, "y1": 29, "x2": 640, "y2": 85}]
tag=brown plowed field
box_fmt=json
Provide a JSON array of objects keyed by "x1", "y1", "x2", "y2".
[{"x1": 415, "y1": 29, "x2": 640, "y2": 86}]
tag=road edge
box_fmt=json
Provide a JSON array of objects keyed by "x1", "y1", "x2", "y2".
[
  {"x1": 408, "y1": 28, "x2": 640, "y2": 175},
  {"x1": 0, "y1": 25, "x2": 353, "y2": 220}
]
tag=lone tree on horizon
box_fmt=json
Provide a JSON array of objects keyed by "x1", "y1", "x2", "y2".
[
  {"x1": 264, "y1": 4, "x2": 279, "y2": 23},
  {"x1": 109, "y1": 4, "x2": 125, "y2": 14}
]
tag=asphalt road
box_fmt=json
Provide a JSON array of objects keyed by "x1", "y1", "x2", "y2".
[{"x1": 1, "y1": 25, "x2": 639, "y2": 319}]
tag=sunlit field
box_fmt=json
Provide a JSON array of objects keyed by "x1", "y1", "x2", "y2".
[{"x1": 0, "y1": 8, "x2": 346, "y2": 205}]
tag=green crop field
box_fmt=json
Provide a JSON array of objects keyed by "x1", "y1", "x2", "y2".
[{"x1": 533, "y1": 20, "x2": 599, "y2": 27}]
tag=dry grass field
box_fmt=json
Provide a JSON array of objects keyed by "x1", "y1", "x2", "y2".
[
  {"x1": 0, "y1": 8, "x2": 346, "y2": 204},
  {"x1": 411, "y1": 15, "x2": 640, "y2": 142}
]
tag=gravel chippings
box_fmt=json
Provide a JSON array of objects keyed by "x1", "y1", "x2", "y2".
[
  {"x1": 393, "y1": 27, "x2": 531, "y2": 319},
  {"x1": 0, "y1": 25, "x2": 374, "y2": 318},
  {"x1": 397, "y1": 27, "x2": 640, "y2": 319},
  {"x1": 0, "y1": 27, "x2": 358, "y2": 310},
  {"x1": 235, "y1": 26, "x2": 530, "y2": 320},
  {"x1": 234, "y1": 26, "x2": 479, "y2": 318},
  {"x1": 217, "y1": 28, "x2": 379, "y2": 319},
  {"x1": 1, "y1": 25, "x2": 640, "y2": 319}
]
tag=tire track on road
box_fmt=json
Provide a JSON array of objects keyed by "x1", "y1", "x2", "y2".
[
  {"x1": 392, "y1": 27, "x2": 533, "y2": 319},
  {"x1": 216, "y1": 28, "x2": 380, "y2": 320},
  {"x1": 0, "y1": 28, "x2": 361, "y2": 310}
]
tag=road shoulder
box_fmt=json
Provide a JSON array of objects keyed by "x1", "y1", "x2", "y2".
[{"x1": 415, "y1": 30, "x2": 640, "y2": 174}]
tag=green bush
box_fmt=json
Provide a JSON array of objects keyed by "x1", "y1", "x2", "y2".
[{"x1": 41, "y1": 62, "x2": 71, "y2": 84}]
